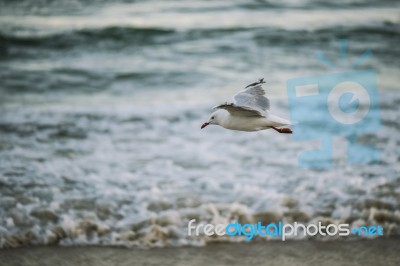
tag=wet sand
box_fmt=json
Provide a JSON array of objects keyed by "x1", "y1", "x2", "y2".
[{"x1": 1, "y1": 238, "x2": 399, "y2": 266}]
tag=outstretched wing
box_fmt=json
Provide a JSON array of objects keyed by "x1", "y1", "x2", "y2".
[
  {"x1": 214, "y1": 79, "x2": 270, "y2": 117},
  {"x1": 234, "y1": 79, "x2": 270, "y2": 113}
]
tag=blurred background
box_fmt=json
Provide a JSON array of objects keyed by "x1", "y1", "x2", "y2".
[{"x1": 0, "y1": 0, "x2": 399, "y2": 248}]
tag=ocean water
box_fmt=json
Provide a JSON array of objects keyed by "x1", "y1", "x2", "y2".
[{"x1": 0, "y1": 0, "x2": 399, "y2": 248}]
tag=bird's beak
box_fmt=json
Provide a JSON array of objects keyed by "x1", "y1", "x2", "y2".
[{"x1": 201, "y1": 122, "x2": 209, "y2": 129}]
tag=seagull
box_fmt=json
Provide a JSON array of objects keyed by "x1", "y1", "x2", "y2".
[{"x1": 201, "y1": 79, "x2": 292, "y2": 134}]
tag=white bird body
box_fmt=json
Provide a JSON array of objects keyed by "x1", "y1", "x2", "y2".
[
  {"x1": 201, "y1": 79, "x2": 292, "y2": 134},
  {"x1": 215, "y1": 110, "x2": 290, "y2": 132}
]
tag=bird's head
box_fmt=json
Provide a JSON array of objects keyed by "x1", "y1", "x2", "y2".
[{"x1": 201, "y1": 110, "x2": 225, "y2": 129}]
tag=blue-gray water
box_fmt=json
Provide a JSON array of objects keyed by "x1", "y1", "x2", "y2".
[{"x1": 0, "y1": 0, "x2": 399, "y2": 248}]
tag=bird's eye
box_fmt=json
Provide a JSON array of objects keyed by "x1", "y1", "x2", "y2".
[{"x1": 211, "y1": 116, "x2": 215, "y2": 119}]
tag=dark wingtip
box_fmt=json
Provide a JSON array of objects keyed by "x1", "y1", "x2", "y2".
[{"x1": 245, "y1": 78, "x2": 266, "y2": 88}]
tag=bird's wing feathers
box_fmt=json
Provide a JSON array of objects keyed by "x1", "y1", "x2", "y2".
[
  {"x1": 244, "y1": 78, "x2": 266, "y2": 89},
  {"x1": 233, "y1": 84, "x2": 270, "y2": 112},
  {"x1": 215, "y1": 79, "x2": 270, "y2": 117},
  {"x1": 213, "y1": 103, "x2": 264, "y2": 117}
]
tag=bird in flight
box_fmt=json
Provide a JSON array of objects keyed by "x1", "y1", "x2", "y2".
[{"x1": 201, "y1": 79, "x2": 292, "y2": 134}]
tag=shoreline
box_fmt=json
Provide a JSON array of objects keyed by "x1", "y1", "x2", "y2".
[{"x1": 1, "y1": 237, "x2": 399, "y2": 266}]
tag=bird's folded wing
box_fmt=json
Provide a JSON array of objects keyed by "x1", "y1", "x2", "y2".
[{"x1": 213, "y1": 103, "x2": 264, "y2": 117}]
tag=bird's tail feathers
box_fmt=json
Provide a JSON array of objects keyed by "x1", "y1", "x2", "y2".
[{"x1": 267, "y1": 114, "x2": 292, "y2": 127}]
